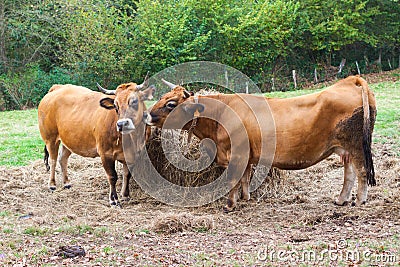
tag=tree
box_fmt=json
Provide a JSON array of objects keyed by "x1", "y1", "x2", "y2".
[
  {"x1": 0, "y1": 0, "x2": 58, "y2": 73},
  {"x1": 298, "y1": 0, "x2": 378, "y2": 65},
  {"x1": 55, "y1": 0, "x2": 138, "y2": 87},
  {"x1": 132, "y1": 0, "x2": 300, "y2": 78}
]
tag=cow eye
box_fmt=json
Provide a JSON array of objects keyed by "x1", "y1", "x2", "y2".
[
  {"x1": 130, "y1": 98, "x2": 138, "y2": 106},
  {"x1": 166, "y1": 101, "x2": 177, "y2": 110},
  {"x1": 114, "y1": 103, "x2": 119, "y2": 113}
]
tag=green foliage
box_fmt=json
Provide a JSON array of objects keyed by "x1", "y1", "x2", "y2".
[
  {"x1": 365, "y1": 0, "x2": 400, "y2": 48},
  {"x1": 298, "y1": 0, "x2": 379, "y2": 52},
  {"x1": 56, "y1": 0, "x2": 138, "y2": 86},
  {"x1": 133, "y1": 0, "x2": 300, "y2": 77},
  {"x1": 132, "y1": 0, "x2": 214, "y2": 70},
  {"x1": 0, "y1": 64, "x2": 78, "y2": 109}
]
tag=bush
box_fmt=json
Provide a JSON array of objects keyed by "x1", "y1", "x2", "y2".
[{"x1": 0, "y1": 65, "x2": 78, "y2": 110}]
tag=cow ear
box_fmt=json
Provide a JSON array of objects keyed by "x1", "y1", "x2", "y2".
[
  {"x1": 183, "y1": 103, "x2": 204, "y2": 115},
  {"x1": 140, "y1": 85, "x2": 155, "y2": 101},
  {"x1": 99, "y1": 97, "x2": 115, "y2": 110}
]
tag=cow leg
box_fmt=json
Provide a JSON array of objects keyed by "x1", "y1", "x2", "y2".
[
  {"x1": 335, "y1": 161, "x2": 356, "y2": 206},
  {"x1": 101, "y1": 157, "x2": 121, "y2": 207},
  {"x1": 240, "y1": 165, "x2": 252, "y2": 201},
  {"x1": 58, "y1": 145, "x2": 72, "y2": 189},
  {"x1": 352, "y1": 157, "x2": 368, "y2": 206},
  {"x1": 47, "y1": 140, "x2": 61, "y2": 190},
  {"x1": 223, "y1": 158, "x2": 249, "y2": 212},
  {"x1": 121, "y1": 163, "x2": 131, "y2": 201},
  {"x1": 224, "y1": 181, "x2": 240, "y2": 213}
]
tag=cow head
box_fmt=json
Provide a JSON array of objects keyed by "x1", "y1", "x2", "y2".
[
  {"x1": 98, "y1": 77, "x2": 155, "y2": 134},
  {"x1": 148, "y1": 79, "x2": 202, "y2": 127}
]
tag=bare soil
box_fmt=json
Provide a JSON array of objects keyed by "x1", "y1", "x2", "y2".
[{"x1": 0, "y1": 139, "x2": 399, "y2": 266}]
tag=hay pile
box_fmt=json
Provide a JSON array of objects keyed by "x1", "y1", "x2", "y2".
[
  {"x1": 144, "y1": 128, "x2": 286, "y2": 200},
  {"x1": 145, "y1": 129, "x2": 224, "y2": 187}
]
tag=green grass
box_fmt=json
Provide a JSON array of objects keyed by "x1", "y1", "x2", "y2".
[
  {"x1": 0, "y1": 109, "x2": 43, "y2": 166},
  {"x1": 371, "y1": 82, "x2": 400, "y2": 149},
  {"x1": 0, "y1": 80, "x2": 398, "y2": 167},
  {"x1": 23, "y1": 226, "x2": 48, "y2": 236}
]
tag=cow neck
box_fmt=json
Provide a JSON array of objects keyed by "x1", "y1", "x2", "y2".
[
  {"x1": 190, "y1": 94, "x2": 219, "y2": 144},
  {"x1": 187, "y1": 94, "x2": 199, "y2": 144}
]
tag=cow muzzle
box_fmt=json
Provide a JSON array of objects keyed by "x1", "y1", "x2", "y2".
[
  {"x1": 116, "y1": 118, "x2": 135, "y2": 134},
  {"x1": 145, "y1": 113, "x2": 159, "y2": 126},
  {"x1": 143, "y1": 112, "x2": 152, "y2": 125}
]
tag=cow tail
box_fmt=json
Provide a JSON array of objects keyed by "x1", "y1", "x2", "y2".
[
  {"x1": 44, "y1": 145, "x2": 50, "y2": 172},
  {"x1": 360, "y1": 78, "x2": 376, "y2": 186}
]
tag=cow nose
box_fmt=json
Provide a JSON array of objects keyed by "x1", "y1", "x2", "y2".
[
  {"x1": 116, "y1": 119, "x2": 135, "y2": 133},
  {"x1": 116, "y1": 121, "x2": 126, "y2": 131},
  {"x1": 143, "y1": 112, "x2": 152, "y2": 124}
]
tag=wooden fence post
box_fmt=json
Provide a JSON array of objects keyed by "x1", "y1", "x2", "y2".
[
  {"x1": 314, "y1": 68, "x2": 318, "y2": 83},
  {"x1": 292, "y1": 70, "x2": 297, "y2": 89},
  {"x1": 356, "y1": 61, "x2": 361, "y2": 75},
  {"x1": 338, "y1": 58, "x2": 346, "y2": 74},
  {"x1": 271, "y1": 77, "x2": 275, "y2": 91},
  {"x1": 225, "y1": 69, "x2": 228, "y2": 89}
]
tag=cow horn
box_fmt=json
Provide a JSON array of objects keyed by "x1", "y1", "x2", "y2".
[
  {"x1": 97, "y1": 83, "x2": 116, "y2": 95},
  {"x1": 183, "y1": 90, "x2": 191, "y2": 99},
  {"x1": 161, "y1": 79, "x2": 177, "y2": 89},
  {"x1": 136, "y1": 71, "x2": 150, "y2": 90}
]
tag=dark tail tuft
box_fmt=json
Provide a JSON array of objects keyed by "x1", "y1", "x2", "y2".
[
  {"x1": 360, "y1": 78, "x2": 376, "y2": 186},
  {"x1": 44, "y1": 146, "x2": 50, "y2": 172},
  {"x1": 363, "y1": 114, "x2": 375, "y2": 186}
]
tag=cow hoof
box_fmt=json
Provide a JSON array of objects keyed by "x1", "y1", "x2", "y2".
[
  {"x1": 49, "y1": 186, "x2": 56, "y2": 191},
  {"x1": 63, "y1": 184, "x2": 72, "y2": 189},
  {"x1": 110, "y1": 201, "x2": 122, "y2": 208},
  {"x1": 241, "y1": 195, "x2": 250, "y2": 201},
  {"x1": 352, "y1": 200, "x2": 366, "y2": 206},
  {"x1": 223, "y1": 206, "x2": 235, "y2": 213},
  {"x1": 334, "y1": 200, "x2": 349, "y2": 206}
]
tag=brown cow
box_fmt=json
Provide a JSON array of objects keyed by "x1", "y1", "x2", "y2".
[
  {"x1": 38, "y1": 78, "x2": 154, "y2": 206},
  {"x1": 148, "y1": 76, "x2": 376, "y2": 212}
]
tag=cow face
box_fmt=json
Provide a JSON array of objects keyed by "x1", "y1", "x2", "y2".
[
  {"x1": 162, "y1": 100, "x2": 205, "y2": 129},
  {"x1": 148, "y1": 80, "x2": 194, "y2": 127},
  {"x1": 99, "y1": 83, "x2": 155, "y2": 134}
]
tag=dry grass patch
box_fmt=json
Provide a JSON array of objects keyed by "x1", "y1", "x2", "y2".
[{"x1": 152, "y1": 212, "x2": 214, "y2": 234}]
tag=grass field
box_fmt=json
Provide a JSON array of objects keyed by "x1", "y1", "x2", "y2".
[
  {"x1": 0, "y1": 79, "x2": 399, "y2": 166},
  {"x1": 0, "y1": 109, "x2": 43, "y2": 166}
]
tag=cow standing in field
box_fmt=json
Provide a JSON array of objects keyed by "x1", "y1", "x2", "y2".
[
  {"x1": 38, "y1": 78, "x2": 155, "y2": 206},
  {"x1": 148, "y1": 76, "x2": 376, "y2": 212}
]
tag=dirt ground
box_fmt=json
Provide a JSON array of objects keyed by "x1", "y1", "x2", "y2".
[{"x1": 0, "y1": 138, "x2": 399, "y2": 266}]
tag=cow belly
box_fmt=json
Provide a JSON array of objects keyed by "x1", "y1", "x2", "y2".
[
  {"x1": 59, "y1": 136, "x2": 99, "y2": 158},
  {"x1": 273, "y1": 160, "x2": 318, "y2": 170},
  {"x1": 272, "y1": 148, "x2": 334, "y2": 170}
]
